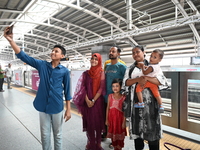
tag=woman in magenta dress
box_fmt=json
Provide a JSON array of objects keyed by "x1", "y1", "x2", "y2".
[
  {"x1": 73, "y1": 53, "x2": 105, "y2": 150},
  {"x1": 106, "y1": 78, "x2": 126, "y2": 150}
]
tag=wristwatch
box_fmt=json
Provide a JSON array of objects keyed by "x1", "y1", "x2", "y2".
[{"x1": 92, "y1": 99, "x2": 95, "y2": 103}]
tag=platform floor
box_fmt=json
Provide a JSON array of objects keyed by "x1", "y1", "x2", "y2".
[{"x1": 0, "y1": 84, "x2": 200, "y2": 150}]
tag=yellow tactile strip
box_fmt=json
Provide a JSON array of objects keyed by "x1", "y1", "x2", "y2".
[
  {"x1": 11, "y1": 84, "x2": 200, "y2": 150},
  {"x1": 11, "y1": 85, "x2": 37, "y2": 97},
  {"x1": 11, "y1": 84, "x2": 79, "y2": 115},
  {"x1": 160, "y1": 133, "x2": 200, "y2": 150}
]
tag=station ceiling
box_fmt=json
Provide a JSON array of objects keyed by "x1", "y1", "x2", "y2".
[{"x1": 0, "y1": 0, "x2": 200, "y2": 65}]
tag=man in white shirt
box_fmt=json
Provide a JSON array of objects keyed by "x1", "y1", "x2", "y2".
[{"x1": 5, "y1": 63, "x2": 13, "y2": 89}]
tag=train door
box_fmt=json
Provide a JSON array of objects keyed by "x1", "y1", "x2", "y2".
[
  {"x1": 160, "y1": 72, "x2": 179, "y2": 128},
  {"x1": 161, "y1": 71, "x2": 200, "y2": 135},
  {"x1": 179, "y1": 72, "x2": 200, "y2": 134}
]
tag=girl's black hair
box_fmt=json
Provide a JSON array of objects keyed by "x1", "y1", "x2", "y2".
[{"x1": 112, "y1": 78, "x2": 123, "y2": 87}]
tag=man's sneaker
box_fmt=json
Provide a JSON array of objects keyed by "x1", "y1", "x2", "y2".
[
  {"x1": 159, "y1": 105, "x2": 164, "y2": 113},
  {"x1": 134, "y1": 102, "x2": 144, "y2": 108}
]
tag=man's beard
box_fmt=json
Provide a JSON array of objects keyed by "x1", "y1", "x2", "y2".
[{"x1": 109, "y1": 55, "x2": 117, "y2": 60}]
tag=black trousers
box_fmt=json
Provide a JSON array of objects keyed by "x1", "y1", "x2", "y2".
[
  {"x1": 0, "y1": 78, "x2": 4, "y2": 91},
  {"x1": 134, "y1": 138, "x2": 160, "y2": 150}
]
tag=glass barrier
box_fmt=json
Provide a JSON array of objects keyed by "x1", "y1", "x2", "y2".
[
  {"x1": 160, "y1": 78, "x2": 172, "y2": 117},
  {"x1": 187, "y1": 79, "x2": 200, "y2": 124}
]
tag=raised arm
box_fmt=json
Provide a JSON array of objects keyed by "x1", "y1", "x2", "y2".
[
  {"x1": 4, "y1": 26, "x2": 43, "y2": 70},
  {"x1": 142, "y1": 66, "x2": 153, "y2": 75},
  {"x1": 4, "y1": 26, "x2": 20, "y2": 54},
  {"x1": 137, "y1": 62, "x2": 152, "y2": 75}
]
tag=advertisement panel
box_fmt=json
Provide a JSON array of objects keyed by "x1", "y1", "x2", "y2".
[
  {"x1": 32, "y1": 70, "x2": 40, "y2": 91},
  {"x1": 70, "y1": 70, "x2": 84, "y2": 97},
  {"x1": 14, "y1": 70, "x2": 23, "y2": 85}
]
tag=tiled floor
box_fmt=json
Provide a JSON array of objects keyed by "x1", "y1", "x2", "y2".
[
  {"x1": 160, "y1": 133, "x2": 200, "y2": 150},
  {"x1": 0, "y1": 84, "x2": 139, "y2": 150},
  {"x1": 0, "y1": 84, "x2": 199, "y2": 150}
]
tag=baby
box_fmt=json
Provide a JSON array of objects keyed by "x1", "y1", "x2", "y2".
[{"x1": 135, "y1": 49, "x2": 164, "y2": 113}]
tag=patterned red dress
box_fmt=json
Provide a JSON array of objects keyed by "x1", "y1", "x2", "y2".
[{"x1": 107, "y1": 94, "x2": 127, "y2": 149}]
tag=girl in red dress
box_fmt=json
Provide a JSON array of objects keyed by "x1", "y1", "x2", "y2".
[{"x1": 106, "y1": 78, "x2": 127, "y2": 150}]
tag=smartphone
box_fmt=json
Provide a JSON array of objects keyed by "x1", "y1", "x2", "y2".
[{"x1": 6, "y1": 25, "x2": 14, "y2": 35}]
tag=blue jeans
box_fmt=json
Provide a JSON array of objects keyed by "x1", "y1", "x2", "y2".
[{"x1": 39, "y1": 111, "x2": 63, "y2": 150}]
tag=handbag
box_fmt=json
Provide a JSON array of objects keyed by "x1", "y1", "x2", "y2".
[{"x1": 164, "y1": 142, "x2": 191, "y2": 150}]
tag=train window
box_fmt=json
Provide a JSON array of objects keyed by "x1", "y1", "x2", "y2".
[
  {"x1": 160, "y1": 78, "x2": 172, "y2": 117},
  {"x1": 187, "y1": 79, "x2": 200, "y2": 124}
]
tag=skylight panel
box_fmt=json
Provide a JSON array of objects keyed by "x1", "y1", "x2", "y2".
[{"x1": 0, "y1": 0, "x2": 75, "y2": 56}]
